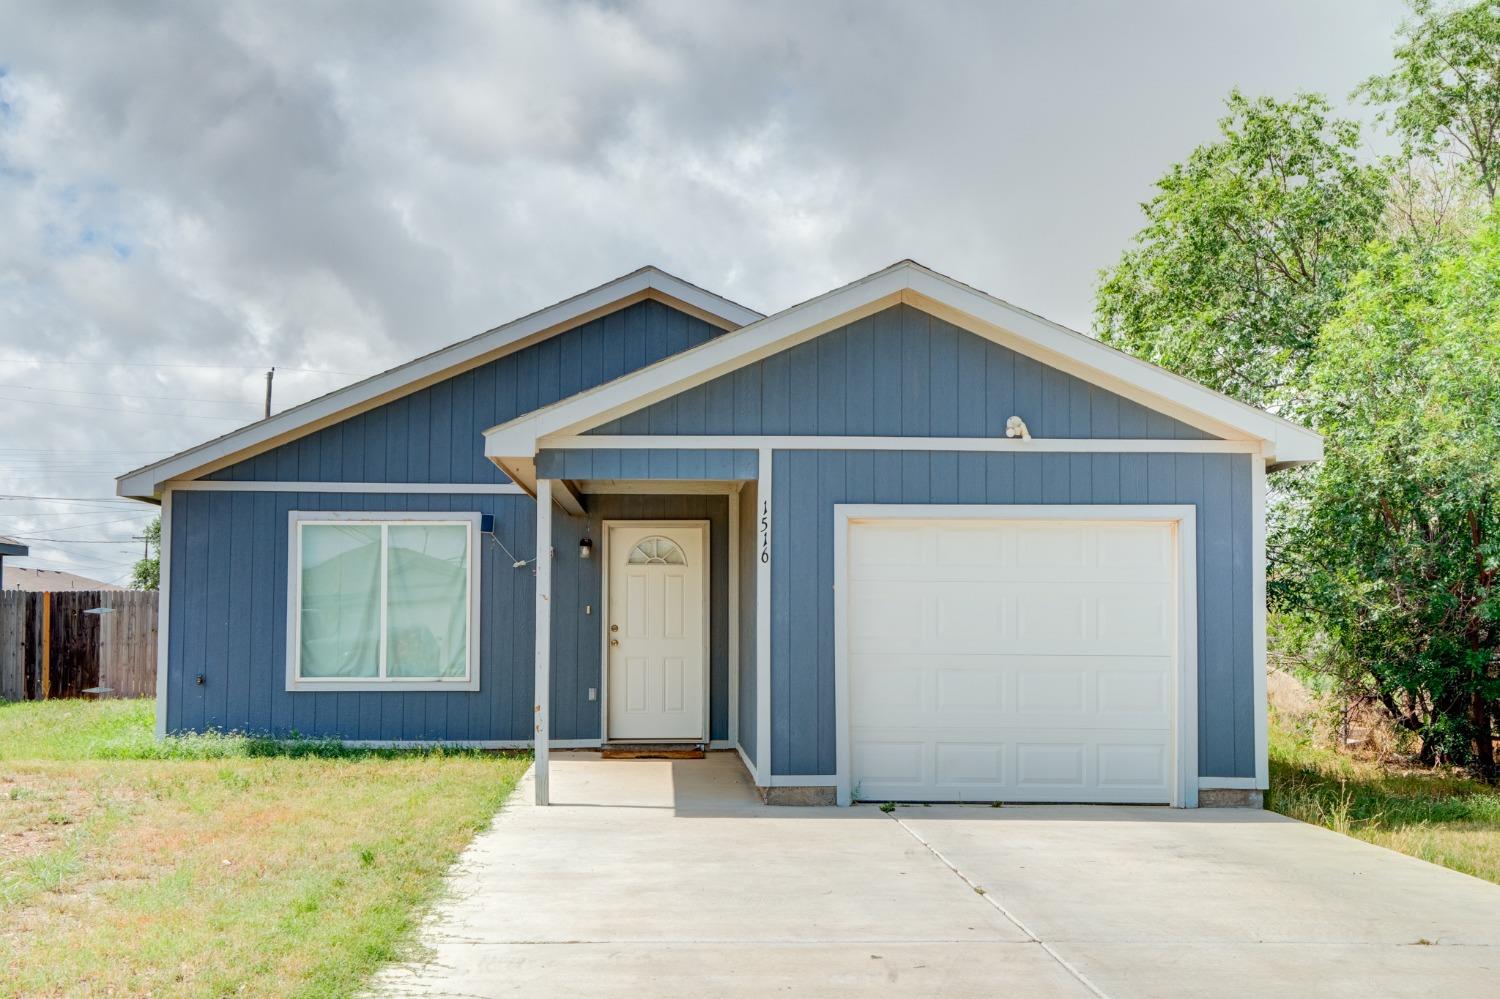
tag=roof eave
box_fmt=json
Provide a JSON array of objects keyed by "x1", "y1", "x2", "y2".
[{"x1": 116, "y1": 267, "x2": 761, "y2": 499}]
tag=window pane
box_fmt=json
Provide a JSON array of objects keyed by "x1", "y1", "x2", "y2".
[
  {"x1": 386, "y1": 524, "x2": 470, "y2": 678},
  {"x1": 299, "y1": 524, "x2": 381, "y2": 678}
]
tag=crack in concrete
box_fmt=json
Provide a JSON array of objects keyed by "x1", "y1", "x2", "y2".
[{"x1": 888, "y1": 812, "x2": 1110, "y2": 999}]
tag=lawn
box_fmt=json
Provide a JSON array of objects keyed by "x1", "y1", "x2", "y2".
[
  {"x1": 0, "y1": 699, "x2": 530, "y2": 998},
  {"x1": 1268, "y1": 721, "x2": 1500, "y2": 886}
]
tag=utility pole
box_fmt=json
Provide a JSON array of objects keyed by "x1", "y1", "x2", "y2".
[{"x1": 264, "y1": 366, "x2": 275, "y2": 418}]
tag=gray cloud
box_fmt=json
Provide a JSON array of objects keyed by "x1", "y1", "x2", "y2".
[{"x1": 0, "y1": 0, "x2": 1407, "y2": 580}]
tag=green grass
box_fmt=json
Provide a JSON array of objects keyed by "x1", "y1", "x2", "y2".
[
  {"x1": 1268, "y1": 721, "x2": 1500, "y2": 885},
  {"x1": 0, "y1": 698, "x2": 530, "y2": 998}
]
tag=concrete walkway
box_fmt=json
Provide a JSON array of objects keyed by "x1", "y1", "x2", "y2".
[{"x1": 373, "y1": 752, "x2": 1500, "y2": 998}]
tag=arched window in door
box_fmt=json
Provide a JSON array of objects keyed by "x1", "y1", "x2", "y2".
[{"x1": 626, "y1": 536, "x2": 687, "y2": 566}]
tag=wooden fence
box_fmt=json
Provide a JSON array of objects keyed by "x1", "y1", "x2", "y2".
[{"x1": 0, "y1": 590, "x2": 158, "y2": 701}]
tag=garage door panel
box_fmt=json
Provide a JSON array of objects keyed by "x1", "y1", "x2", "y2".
[
  {"x1": 848, "y1": 517, "x2": 1178, "y2": 804},
  {"x1": 849, "y1": 522, "x2": 1174, "y2": 584}
]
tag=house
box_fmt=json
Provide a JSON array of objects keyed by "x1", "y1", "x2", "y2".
[
  {"x1": 4, "y1": 566, "x2": 125, "y2": 592},
  {"x1": 117, "y1": 261, "x2": 1321, "y2": 808},
  {"x1": 0, "y1": 537, "x2": 28, "y2": 582}
]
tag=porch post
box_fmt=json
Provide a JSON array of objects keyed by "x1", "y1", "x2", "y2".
[{"x1": 534, "y1": 478, "x2": 553, "y2": 805}]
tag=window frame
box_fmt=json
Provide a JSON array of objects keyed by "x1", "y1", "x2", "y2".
[{"x1": 285, "y1": 510, "x2": 483, "y2": 692}]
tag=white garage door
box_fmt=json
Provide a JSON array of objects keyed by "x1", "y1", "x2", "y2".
[{"x1": 847, "y1": 518, "x2": 1178, "y2": 804}]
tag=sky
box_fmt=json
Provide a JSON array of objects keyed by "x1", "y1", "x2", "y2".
[{"x1": 0, "y1": 0, "x2": 1411, "y2": 583}]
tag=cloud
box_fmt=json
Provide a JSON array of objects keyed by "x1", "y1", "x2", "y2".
[{"x1": 0, "y1": 0, "x2": 1406, "y2": 580}]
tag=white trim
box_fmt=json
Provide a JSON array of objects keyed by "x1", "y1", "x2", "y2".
[
  {"x1": 574, "y1": 479, "x2": 745, "y2": 494},
  {"x1": 168, "y1": 480, "x2": 527, "y2": 494},
  {"x1": 534, "y1": 479, "x2": 553, "y2": 805},
  {"x1": 284, "y1": 511, "x2": 483, "y2": 693},
  {"x1": 1199, "y1": 777, "x2": 1261, "y2": 790},
  {"x1": 754, "y1": 449, "x2": 772, "y2": 786},
  {"x1": 117, "y1": 267, "x2": 762, "y2": 499},
  {"x1": 546, "y1": 435, "x2": 1260, "y2": 454},
  {"x1": 153, "y1": 488, "x2": 172, "y2": 739},
  {"x1": 600, "y1": 520, "x2": 712, "y2": 744},
  {"x1": 1251, "y1": 457, "x2": 1270, "y2": 790},
  {"x1": 485, "y1": 260, "x2": 1321, "y2": 466},
  {"x1": 735, "y1": 742, "x2": 757, "y2": 781},
  {"x1": 728, "y1": 487, "x2": 740, "y2": 748},
  {"x1": 768, "y1": 775, "x2": 838, "y2": 787},
  {"x1": 832, "y1": 504, "x2": 1199, "y2": 808}
]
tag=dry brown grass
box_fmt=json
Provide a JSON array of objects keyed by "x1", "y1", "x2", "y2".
[{"x1": 0, "y1": 700, "x2": 530, "y2": 998}]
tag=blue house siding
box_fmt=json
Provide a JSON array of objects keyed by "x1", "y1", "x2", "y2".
[
  {"x1": 547, "y1": 494, "x2": 732, "y2": 742},
  {"x1": 535, "y1": 448, "x2": 757, "y2": 481},
  {"x1": 166, "y1": 488, "x2": 538, "y2": 741},
  {"x1": 737, "y1": 479, "x2": 758, "y2": 763},
  {"x1": 587, "y1": 304, "x2": 1214, "y2": 441},
  {"x1": 767, "y1": 449, "x2": 1255, "y2": 780},
  {"x1": 209, "y1": 299, "x2": 727, "y2": 484}
]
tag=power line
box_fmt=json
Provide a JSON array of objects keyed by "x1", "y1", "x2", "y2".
[
  {"x1": 0, "y1": 358, "x2": 362, "y2": 375},
  {"x1": 5, "y1": 537, "x2": 141, "y2": 544},
  {"x1": 0, "y1": 383, "x2": 262, "y2": 407},
  {"x1": 0, "y1": 395, "x2": 251, "y2": 420},
  {"x1": 0, "y1": 494, "x2": 143, "y2": 505},
  {"x1": 0, "y1": 448, "x2": 171, "y2": 454},
  {"x1": 2, "y1": 515, "x2": 157, "y2": 535}
]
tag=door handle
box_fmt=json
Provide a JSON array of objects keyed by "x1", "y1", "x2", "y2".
[{"x1": 610, "y1": 639, "x2": 620, "y2": 647}]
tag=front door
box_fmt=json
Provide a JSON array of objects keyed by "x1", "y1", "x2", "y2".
[{"x1": 606, "y1": 522, "x2": 708, "y2": 741}]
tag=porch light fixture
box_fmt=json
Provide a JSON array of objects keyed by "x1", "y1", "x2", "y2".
[{"x1": 579, "y1": 533, "x2": 594, "y2": 559}]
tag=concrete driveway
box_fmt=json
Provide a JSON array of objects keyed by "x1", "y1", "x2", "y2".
[{"x1": 374, "y1": 752, "x2": 1500, "y2": 998}]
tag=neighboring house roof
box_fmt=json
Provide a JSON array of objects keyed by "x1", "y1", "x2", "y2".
[
  {"x1": 0, "y1": 536, "x2": 28, "y2": 557},
  {"x1": 115, "y1": 267, "x2": 763, "y2": 500},
  {"x1": 3, "y1": 566, "x2": 125, "y2": 591},
  {"x1": 484, "y1": 260, "x2": 1323, "y2": 474}
]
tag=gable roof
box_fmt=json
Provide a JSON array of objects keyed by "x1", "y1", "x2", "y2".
[
  {"x1": 483, "y1": 260, "x2": 1323, "y2": 471},
  {"x1": 116, "y1": 267, "x2": 763, "y2": 500}
]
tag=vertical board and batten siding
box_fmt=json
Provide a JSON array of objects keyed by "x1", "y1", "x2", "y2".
[
  {"x1": 769, "y1": 449, "x2": 1254, "y2": 780},
  {"x1": 548, "y1": 495, "x2": 731, "y2": 742},
  {"x1": 580, "y1": 300, "x2": 1255, "y2": 780},
  {"x1": 165, "y1": 298, "x2": 732, "y2": 739},
  {"x1": 587, "y1": 304, "x2": 1215, "y2": 441},
  {"x1": 207, "y1": 299, "x2": 726, "y2": 484},
  {"x1": 736, "y1": 479, "x2": 758, "y2": 763},
  {"x1": 166, "y1": 490, "x2": 540, "y2": 740},
  {"x1": 166, "y1": 489, "x2": 734, "y2": 741}
]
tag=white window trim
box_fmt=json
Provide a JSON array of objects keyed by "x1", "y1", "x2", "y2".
[
  {"x1": 831, "y1": 503, "x2": 1199, "y2": 809},
  {"x1": 285, "y1": 510, "x2": 483, "y2": 692}
]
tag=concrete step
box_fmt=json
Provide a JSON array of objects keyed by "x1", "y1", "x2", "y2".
[{"x1": 600, "y1": 743, "x2": 706, "y2": 760}]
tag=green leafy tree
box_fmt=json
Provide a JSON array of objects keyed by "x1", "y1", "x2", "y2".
[
  {"x1": 1095, "y1": 91, "x2": 1388, "y2": 417},
  {"x1": 132, "y1": 517, "x2": 160, "y2": 591},
  {"x1": 1280, "y1": 218, "x2": 1500, "y2": 775},
  {"x1": 1361, "y1": 0, "x2": 1500, "y2": 203}
]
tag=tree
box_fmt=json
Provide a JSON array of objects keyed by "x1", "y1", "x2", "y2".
[
  {"x1": 1361, "y1": 0, "x2": 1500, "y2": 203},
  {"x1": 132, "y1": 517, "x2": 160, "y2": 591},
  {"x1": 1280, "y1": 217, "x2": 1500, "y2": 775},
  {"x1": 1095, "y1": 91, "x2": 1388, "y2": 418}
]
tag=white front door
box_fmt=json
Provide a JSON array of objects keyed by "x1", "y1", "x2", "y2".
[
  {"x1": 606, "y1": 523, "x2": 708, "y2": 741},
  {"x1": 847, "y1": 518, "x2": 1178, "y2": 803}
]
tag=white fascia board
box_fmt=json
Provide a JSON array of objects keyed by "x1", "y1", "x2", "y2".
[
  {"x1": 116, "y1": 267, "x2": 762, "y2": 500},
  {"x1": 901, "y1": 267, "x2": 1323, "y2": 464},
  {"x1": 485, "y1": 265, "x2": 914, "y2": 457},
  {"x1": 483, "y1": 261, "x2": 1322, "y2": 465}
]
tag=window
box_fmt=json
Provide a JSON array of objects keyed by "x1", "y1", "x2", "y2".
[
  {"x1": 627, "y1": 536, "x2": 687, "y2": 565},
  {"x1": 287, "y1": 512, "x2": 481, "y2": 691}
]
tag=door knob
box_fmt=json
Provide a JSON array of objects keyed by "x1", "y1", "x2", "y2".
[{"x1": 610, "y1": 639, "x2": 620, "y2": 647}]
